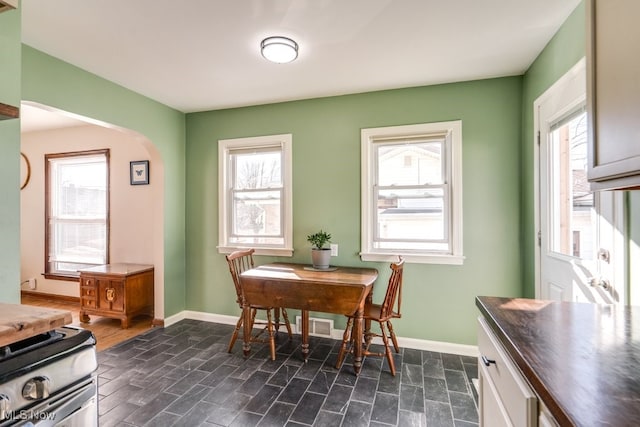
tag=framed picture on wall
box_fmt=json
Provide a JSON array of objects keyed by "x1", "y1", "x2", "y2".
[{"x1": 130, "y1": 160, "x2": 149, "y2": 185}]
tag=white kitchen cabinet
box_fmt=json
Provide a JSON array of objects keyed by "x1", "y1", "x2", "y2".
[
  {"x1": 586, "y1": 0, "x2": 640, "y2": 190},
  {"x1": 477, "y1": 316, "x2": 537, "y2": 426},
  {"x1": 538, "y1": 403, "x2": 559, "y2": 427}
]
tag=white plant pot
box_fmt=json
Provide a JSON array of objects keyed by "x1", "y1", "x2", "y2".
[{"x1": 311, "y1": 248, "x2": 331, "y2": 269}]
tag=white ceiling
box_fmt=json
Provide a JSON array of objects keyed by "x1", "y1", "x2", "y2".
[{"x1": 20, "y1": 0, "x2": 581, "y2": 124}]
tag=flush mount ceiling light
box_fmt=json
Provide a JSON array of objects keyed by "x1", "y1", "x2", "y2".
[{"x1": 261, "y1": 36, "x2": 298, "y2": 64}]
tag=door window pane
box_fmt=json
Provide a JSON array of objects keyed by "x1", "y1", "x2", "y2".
[{"x1": 549, "y1": 112, "x2": 595, "y2": 259}]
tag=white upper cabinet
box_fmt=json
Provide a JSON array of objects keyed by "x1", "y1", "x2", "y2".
[
  {"x1": 0, "y1": 0, "x2": 17, "y2": 13},
  {"x1": 586, "y1": 0, "x2": 640, "y2": 190}
]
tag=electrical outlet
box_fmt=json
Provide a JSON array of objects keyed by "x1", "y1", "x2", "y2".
[
  {"x1": 28, "y1": 278, "x2": 36, "y2": 289},
  {"x1": 330, "y1": 243, "x2": 338, "y2": 256}
]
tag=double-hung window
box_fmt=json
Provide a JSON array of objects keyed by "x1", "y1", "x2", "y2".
[
  {"x1": 218, "y1": 134, "x2": 293, "y2": 256},
  {"x1": 45, "y1": 149, "x2": 110, "y2": 279},
  {"x1": 361, "y1": 121, "x2": 463, "y2": 264}
]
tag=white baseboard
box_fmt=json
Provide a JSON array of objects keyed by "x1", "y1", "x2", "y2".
[
  {"x1": 163, "y1": 310, "x2": 478, "y2": 357},
  {"x1": 164, "y1": 310, "x2": 238, "y2": 327}
]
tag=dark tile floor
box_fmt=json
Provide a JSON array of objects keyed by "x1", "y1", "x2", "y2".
[{"x1": 96, "y1": 319, "x2": 479, "y2": 427}]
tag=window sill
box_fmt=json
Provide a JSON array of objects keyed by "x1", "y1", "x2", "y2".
[
  {"x1": 218, "y1": 246, "x2": 294, "y2": 257},
  {"x1": 360, "y1": 252, "x2": 465, "y2": 265},
  {"x1": 43, "y1": 273, "x2": 80, "y2": 282}
]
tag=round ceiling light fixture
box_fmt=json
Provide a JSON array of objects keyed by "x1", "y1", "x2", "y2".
[{"x1": 261, "y1": 36, "x2": 298, "y2": 64}]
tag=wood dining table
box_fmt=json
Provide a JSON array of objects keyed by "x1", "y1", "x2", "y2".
[{"x1": 240, "y1": 263, "x2": 378, "y2": 375}]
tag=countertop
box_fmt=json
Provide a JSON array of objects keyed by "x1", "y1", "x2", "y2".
[
  {"x1": 476, "y1": 296, "x2": 640, "y2": 427},
  {"x1": 78, "y1": 263, "x2": 154, "y2": 276},
  {"x1": 0, "y1": 303, "x2": 72, "y2": 347}
]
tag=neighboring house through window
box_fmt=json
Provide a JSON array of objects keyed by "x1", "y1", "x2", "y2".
[
  {"x1": 218, "y1": 134, "x2": 293, "y2": 256},
  {"x1": 361, "y1": 121, "x2": 463, "y2": 264},
  {"x1": 45, "y1": 149, "x2": 110, "y2": 279}
]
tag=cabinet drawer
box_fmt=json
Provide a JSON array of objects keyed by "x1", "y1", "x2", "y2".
[
  {"x1": 81, "y1": 277, "x2": 95, "y2": 287},
  {"x1": 81, "y1": 298, "x2": 96, "y2": 309},
  {"x1": 81, "y1": 286, "x2": 96, "y2": 297},
  {"x1": 478, "y1": 316, "x2": 537, "y2": 426}
]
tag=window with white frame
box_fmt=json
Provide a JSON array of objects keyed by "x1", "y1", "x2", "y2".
[
  {"x1": 45, "y1": 149, "x2": 109, "y2": 279},
  {"x1": 361, "y1": 121, "x2": 463, "y2": 264},
  {"x1": 218, "y1": 134, "x2": 293, "y2": 256}
]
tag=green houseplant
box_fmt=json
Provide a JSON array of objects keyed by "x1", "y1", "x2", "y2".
[{"x1": 307, "y1": 230, "x2": 332, "y2": 269}]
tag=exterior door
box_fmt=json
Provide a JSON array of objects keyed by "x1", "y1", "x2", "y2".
[{"x1": 536, "y1": 59, "x2": 624, "y2": 304}]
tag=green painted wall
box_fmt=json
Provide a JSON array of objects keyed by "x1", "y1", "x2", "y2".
[
  {"x1": 520, "y1": 1, "x2": 586, "y2": 298},
  {"x1": 0, "y1": 7, "x2": 21, "y2": 303},
  {"x1": 186, "y1": 77, "x2": 523, "y2": 346},
  {"x1": 21, "y1": 46, "x2": 188, "y2": 317},
  {"x1": 9, "y1": 0, "x2": 632, "y2": 347}
]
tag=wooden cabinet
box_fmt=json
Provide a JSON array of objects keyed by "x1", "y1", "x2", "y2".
[
  {"x1": 478, "y1": 316, "x2": 537, "y2": 426},
  {"x1": 79, "y1": 263, "x2": 154, "y2": 329},
  {"x1": 586, "y1": 0, "x2": 640, "y2": 190}
]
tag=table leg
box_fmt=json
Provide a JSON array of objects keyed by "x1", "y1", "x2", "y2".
[
  {"x1": 353, "y1": 312, "x2": 363, "y2": 375},
  {"x1": 242, "y1": 305, "x2": 252, "y2": 357},
  {"x1": 301, "y1": 309, "x2": 310, "y2": 363},
  {"x1": 80, "y1": 312, "x2": 90, "y2": 323}
]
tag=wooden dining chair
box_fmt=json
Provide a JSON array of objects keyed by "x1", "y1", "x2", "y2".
[
  {"x1": 225, "y1": 249, "x2": 292, "y2": 360},
  {"x1": 335, "y1": 257, "x2": 405, "y2": 375}
]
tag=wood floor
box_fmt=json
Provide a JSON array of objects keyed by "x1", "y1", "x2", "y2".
[{"x1": 20, "y1": 294, "x2": 153, "y2": 352}]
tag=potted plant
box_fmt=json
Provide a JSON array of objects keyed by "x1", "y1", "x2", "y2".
[{"x1": 307, "y1": 229, "x2": 332, "y2": 269}]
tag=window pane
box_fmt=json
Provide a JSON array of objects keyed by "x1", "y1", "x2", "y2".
[
  {"x1": 549, "y1": 111, "x2": 595, "y2": 259},
  {"x1": 52, "y1": 159, "x2": 107, "y2": 217},
  {"x1": 377, "y1": 187, "x2": 445, "y2": 241},
  {"x1": 233, "y1": 190, "x2": 281, "y2": 237},
  {"x1": 232, "y1": 150, "x2": 281, "y2": 189},
  {"x1": 51, "y1": 222, "x2": 107, "y2": 265},
  {"x1": 377, "y1": 141, "x2": 443, "y2": 186}
]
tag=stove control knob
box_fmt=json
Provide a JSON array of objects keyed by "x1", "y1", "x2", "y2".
[
  {"x1": 0, "y1": 394, "x2": 10, "y2": 420},
  {"x1": 22, "y1": 376, "x2": 51, "y2": 400}
]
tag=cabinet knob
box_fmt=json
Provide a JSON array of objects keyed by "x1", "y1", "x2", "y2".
[{"x1": 481, "y1": 355, "x2": 496, "y2": 367}]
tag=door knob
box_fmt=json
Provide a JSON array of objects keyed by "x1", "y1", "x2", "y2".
[
  {"x1": 589, "y1": 277, "x2": 611, "y2": 290},
  {"x1": 597, "y1": 248, "x2": 610, "y2": 263}
]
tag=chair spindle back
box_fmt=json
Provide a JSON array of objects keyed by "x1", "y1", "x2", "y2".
[
  {"x1": 379, "y1": 257, "x2": 404, "y2": 320},
  {"x1": 225, "y1": 249, "x2": 255, "y2": 308}
]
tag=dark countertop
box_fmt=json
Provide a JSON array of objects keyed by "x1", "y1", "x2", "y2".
[{"x1": 476, "y1": 296, "x2": 640, "y2": 427}]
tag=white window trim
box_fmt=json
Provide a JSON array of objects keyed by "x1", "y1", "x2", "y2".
[
  {"x1": 218, "y1": 133, "x2": 293, "y2": 257},
  {"x1": 45, "y1": 149, "x2": 110, "y2": 278},
  {"x1": 360, "y1": 121, "x2": 464, "y2": 265}
]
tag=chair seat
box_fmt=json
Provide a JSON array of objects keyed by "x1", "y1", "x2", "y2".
[{"x1": 350, "y1": 304, "x2": 400, "y2": 322}]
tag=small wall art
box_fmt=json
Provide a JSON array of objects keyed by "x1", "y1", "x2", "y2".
[{"x1": 130, "y1": 160, "x2": 149, "y2": 185}]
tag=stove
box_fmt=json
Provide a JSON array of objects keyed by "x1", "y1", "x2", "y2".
[{"x1": 0, "y1": 326, "x2": 98, "y2": 426}]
